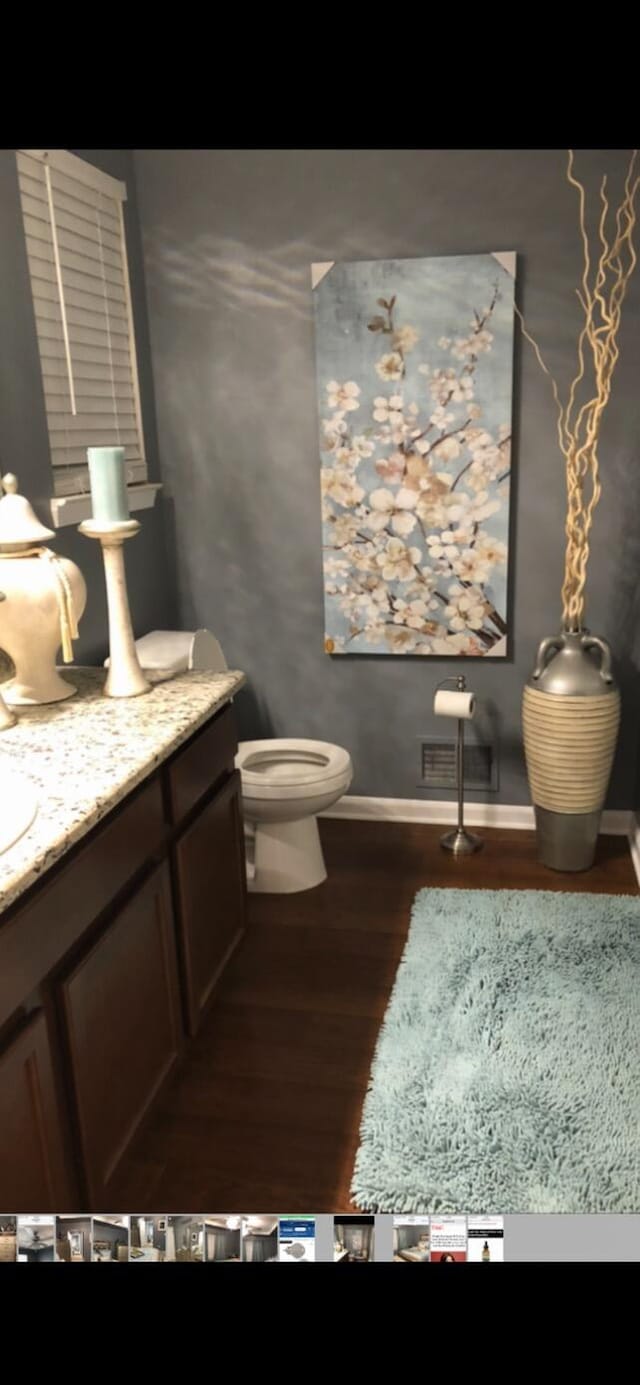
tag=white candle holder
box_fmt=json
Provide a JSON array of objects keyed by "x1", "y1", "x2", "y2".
[{"x1": 79, "y1": 518, "x2": 150, "y2": 698}]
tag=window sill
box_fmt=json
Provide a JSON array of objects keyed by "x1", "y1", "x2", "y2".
[{"x1": 48, "y1": 482, "x2": 162, "y2": 529}]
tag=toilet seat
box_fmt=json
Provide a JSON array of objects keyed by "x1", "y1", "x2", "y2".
[{"x1": 236, "y1": 738, "x2": 351, "y2": 795}]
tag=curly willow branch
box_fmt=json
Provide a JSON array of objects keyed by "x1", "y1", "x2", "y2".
[{"x1": 516, "y1": 149, "x2": 639, "y2": 629}]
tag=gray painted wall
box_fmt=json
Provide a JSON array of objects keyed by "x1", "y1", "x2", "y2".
[
  {"x1": 133, "y1": 149, "x2": 640, "y2": 807},
  {"x1": 0, "y1": 148, "x2": 177, "y2": 665}
]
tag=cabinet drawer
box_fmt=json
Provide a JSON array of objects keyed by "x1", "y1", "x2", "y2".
[
  {"x1": 0, "y1": 1010, "x2": 75, "y2": 1211},
  {"x1": 167, "y1": 702, "x2": 238, "y2": 824},
  {"x1": 0, "y1": 776, "x2": 165, "y2": 1031},
  {"x1": 61, "y1": 862, "x2": 182, "y2": 1206}
]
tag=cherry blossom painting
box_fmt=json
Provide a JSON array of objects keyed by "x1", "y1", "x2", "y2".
[{"x1": 312, "y1": 252, "x2": 515, "y2": 656}]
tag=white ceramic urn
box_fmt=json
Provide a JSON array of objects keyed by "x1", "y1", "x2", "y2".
[{"x1": 0, "y1": 473, "x2": 87, "y2": 705}]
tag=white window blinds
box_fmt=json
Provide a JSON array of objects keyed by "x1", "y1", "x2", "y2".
[{"x1": 16, "y1": 149, "x2": 147, "y2": 498}]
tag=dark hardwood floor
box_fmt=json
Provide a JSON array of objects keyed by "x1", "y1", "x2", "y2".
[{"x1": 110, "y1": 819, "x2": 637, "y2": 1212}]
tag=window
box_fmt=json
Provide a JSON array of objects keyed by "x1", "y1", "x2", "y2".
[{"x1": 16, "y1": 149, "x2": 149, "y2": 510}]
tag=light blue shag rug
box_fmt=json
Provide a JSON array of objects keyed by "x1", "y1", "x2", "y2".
[{"x1": 351, "y1": 888, "x2": 640, "y2": 1213}]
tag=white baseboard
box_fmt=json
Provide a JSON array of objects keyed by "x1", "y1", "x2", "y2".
[{"x1": 322, "y1": 794, "x2": 631, "y2": 837}]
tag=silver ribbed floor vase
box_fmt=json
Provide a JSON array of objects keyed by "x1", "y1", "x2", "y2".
[{"x1": 522, "y1": 631, "x2": 620, "y2": 872}]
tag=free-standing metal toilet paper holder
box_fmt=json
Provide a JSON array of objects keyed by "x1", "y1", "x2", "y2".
[{"x1": 435, "y1": 674, "x2": 484, "y2": 856}]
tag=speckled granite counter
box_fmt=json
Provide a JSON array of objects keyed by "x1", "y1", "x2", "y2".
[{"x1": 0, "y1": 666, "x2": 245, "y2": 914}]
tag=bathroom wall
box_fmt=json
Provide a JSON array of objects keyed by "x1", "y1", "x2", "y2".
[
  {"x1": 133, "y1": 149, "x2": 640, "y2": 808},
  {"x1": 0, "y1": 148, "x2": 177, "y2": 665}
]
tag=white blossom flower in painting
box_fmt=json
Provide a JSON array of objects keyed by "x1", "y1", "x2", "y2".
[
  {"x1": 314, "y1": 254, "x2": 514, "y2": 655},
  {"x1": 429, "y1": 405, "x2": 455, "y2": 430},
  {"x1": 390, "y1": 511, "x2": 417, "y2": 537},
  {"x1": 367, "y1": 487, "x2": 419, "y2": 537},
  {"x1": 467, "y1": 491, "x2": 502, "y2": 524},
  {"x1": 352, "y1": 434, "x2": 375, "y2": 458},
  {"x1": 451, "y1": 328, "x2": 494, "y2": 359},
  {"x1": 375, "y1": 352, "x2": 404, "y2": 382},
  {"x1": 333, "y1": 445, "x2": 362, "y2": 470},
  {"x1": 385, "y1": 625, "x2": 418, "y2": 652},
  {"x1": 321, "y1": 468, "x2": 365, "y2": 508},
  {"x1": 430, "y1": 632, "x2": 485, "y2": 655},
  {"x1": 375, "y1": 451, "x2": 406, "y2": 484},
  {"x1": 322, "y1": 413, "x2": 348, "y2": 450},
  {"x1": 450, "y1": 548, "x2": 492, "y2": 584},
  {"x1": 393, "y1": 597, "x2": 439, "y2": 628},
  {"x1": 429, "y1": 368, "x2": 475, "y2": 405},
  {"x1": 445, "y1": 584, "x2": 488, "y2": 631},
  {"x1": 376, "y1": 537, "x2": 422, "y2": 582},
  {"x1": 431, "y1": 435, "x2": 461, "y2": 462},
  {"x1": 475, "y1": 534, "x2": 508, "y2": 567},
  {"x1": 367, "y1": 488, "x2": 397, "y2": 531},
  {"x1": 327, "y1": 380, "x2": 361, "y2": 412},
  {"x1": 425, "y1": 532, "x2": 458, "y2": 562},
  {"x1": 392, "y1": 325, "x2": 420, "y2": 353},
  {"x1": 372, "y1": 394, "x2": 404, "y2": 425},
  {"x1": 327, "y1": 513, "x2": 363, "y2": 546}
]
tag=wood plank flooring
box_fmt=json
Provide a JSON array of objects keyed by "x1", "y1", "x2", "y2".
[{"x1": 110, "y1": 820, "x2": 637, "y2": 1212}]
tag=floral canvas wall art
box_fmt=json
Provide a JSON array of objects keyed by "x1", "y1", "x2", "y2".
[{"x1": 312, "y1": 253, "x2": 516, "y2": 656}]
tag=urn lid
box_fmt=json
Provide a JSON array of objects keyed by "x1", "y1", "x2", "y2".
[{"x1": 0, "y1": 474, "x2": 54, "y2": 551}]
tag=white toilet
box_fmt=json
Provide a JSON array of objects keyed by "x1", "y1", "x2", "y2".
[{"x1": 235, "y1": 738, "x2": 353, "y2": 893}]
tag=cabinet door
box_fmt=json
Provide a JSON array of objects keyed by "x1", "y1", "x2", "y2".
[
  {"x1": 174, "y1": 770, "x2": 247, "y2": 1035},
  {"x1": 0, "y1": 1010, "x2": 74, "y2": 1211},
  {"x1": 61, "y1": 863, "x2": 182, "y2": 1206}
]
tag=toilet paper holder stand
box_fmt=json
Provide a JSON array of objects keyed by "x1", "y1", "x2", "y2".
[{"x1": 434, "y1": 674, "x2": 483, "y2": 857}]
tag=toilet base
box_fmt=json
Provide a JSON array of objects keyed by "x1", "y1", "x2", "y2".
[{"x1": 249, "y1": 815, "x2": 327, "y2": 893}]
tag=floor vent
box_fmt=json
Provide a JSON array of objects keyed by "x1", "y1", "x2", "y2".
[{"x1": 420, "y1": 739, "x2": 497, "y2": 791}]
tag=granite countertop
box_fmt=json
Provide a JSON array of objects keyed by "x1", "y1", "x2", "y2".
[{"x1": 0, "y1": 666, "x2": 246, "y2": 914}]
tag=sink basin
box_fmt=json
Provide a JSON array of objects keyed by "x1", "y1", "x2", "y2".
[{"x1": 0, "y1": 762, "x2": 38, "y2": 854}]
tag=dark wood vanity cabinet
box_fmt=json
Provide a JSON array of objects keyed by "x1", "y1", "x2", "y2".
[
  {"x1": 174, "y1": 770, "x2": 247, "y2": 1035},
  {"x1": 61, "y1": 863, "x2": 183, "y2": 1207},
  {"x1": 0, "y1": 1011, "x2": 74, "y2": 1210},
  {"x1": 0, "y1": 698, "x2": 246, "y2": 1211}
]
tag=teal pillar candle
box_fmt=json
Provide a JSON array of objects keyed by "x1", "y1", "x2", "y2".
[{"x1": 87, "y1": 447, "x2": 130, "y2": 524}]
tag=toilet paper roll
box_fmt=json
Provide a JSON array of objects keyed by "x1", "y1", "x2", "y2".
[{"x1": 434, "y1": 688, "x2": 475, "y2": 719}]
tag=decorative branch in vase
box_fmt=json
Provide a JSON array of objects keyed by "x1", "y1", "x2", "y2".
[{"x1": 518, "y1": 149, "x2": 639, "y2": 872}]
